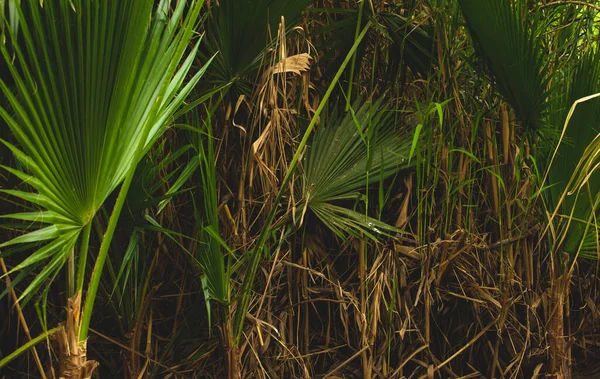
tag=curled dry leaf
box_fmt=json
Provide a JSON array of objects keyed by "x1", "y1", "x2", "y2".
[{"x1": 272, "y1": 53, "x2": 312, "y2": 75}]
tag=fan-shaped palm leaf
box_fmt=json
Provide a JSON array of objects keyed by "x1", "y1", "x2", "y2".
[
  {"x1": 545, "y1": 48, "x2": 600, "y2": 257},
  {"x1": 0, "y1": 0, "x2": 207, "y2": 310},
  {"x1": 459, "y1": 0, "x2": 600, "y2": 258},
  {"x1": 301, "y1": 100, "x2": 414, "y2": 240},
  {"x1": 458, "y1": 0, "x2": 549, "y2": 131}
]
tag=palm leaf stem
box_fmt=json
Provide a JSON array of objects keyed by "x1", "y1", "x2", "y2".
[
  {"x1": 76, "y1": 221, "x2": 93, "y2": 293},
  {"x1": 78, "y1": 115, "x2": 154, "y2": 343}
]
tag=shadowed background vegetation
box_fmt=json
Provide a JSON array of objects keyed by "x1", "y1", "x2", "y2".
[{"x1": 1, "y1": 0, "x2": 600, "y2": 378}]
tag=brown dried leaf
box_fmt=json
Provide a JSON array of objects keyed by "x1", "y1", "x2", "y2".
[{"x1": 272, "y1": 53, "x2": 311, "y2": 75}]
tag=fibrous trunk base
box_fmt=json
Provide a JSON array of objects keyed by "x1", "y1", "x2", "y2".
[{"x1": 57, "y1": 292, "x2": 98, "y2": 379}]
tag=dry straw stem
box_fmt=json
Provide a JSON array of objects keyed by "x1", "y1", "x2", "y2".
[
  {"x1": 0, "y1": 258, "x2": 46, "y2": 378},
  {"x1": 88, "y1": 328, "x2": 184, "y2": 375}
]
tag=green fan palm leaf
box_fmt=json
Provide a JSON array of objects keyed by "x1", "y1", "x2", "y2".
[
  {"x1": 545, "y1": 48, "x2": 600, "y2": 257},
  {"x1": 459, "y1": 0, "x2": 600, "y2": 258},
  {"x1": 302, "y1": 100, "x2": 414, "y2": 240},
  {"x1": 458, "y1": 0, "x2": 549, "y2": 131},
  {"x1": 0, "y1": 0, "x2": 207, "y2": 307}
]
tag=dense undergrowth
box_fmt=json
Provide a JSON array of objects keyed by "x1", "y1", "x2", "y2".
[{"x1": 1, "y1": 1, "x2": 600, "y2": 378}]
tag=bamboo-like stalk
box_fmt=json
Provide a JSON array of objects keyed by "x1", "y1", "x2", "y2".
[
  {"x1": 359, "y1": 239, "x2": 371, "y2": 379},
  {"x1": 484, "y1": 121, "x2": 499, "y2": 215},
  {"x1": 548, "y1": 260, "x2": 569, "y2": 378},
  {"x1": 302, "y1": 248, "x2": 309, "y2": 354},
  {"x1": 225, "y1": 312, "x2": 241, "y2": 379},
  {"x1": 501, "y1": 105, "x2": 510, "y2": 166}
]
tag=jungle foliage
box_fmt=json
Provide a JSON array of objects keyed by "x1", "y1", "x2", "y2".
[{"x1": 2, "y1": 1, "x2": 600, "y2": 378}]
